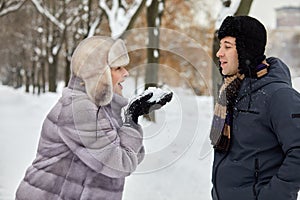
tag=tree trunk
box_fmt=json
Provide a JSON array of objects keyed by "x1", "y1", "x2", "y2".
[
  {"x1": 48, "y1": 57, "x2": 58, "y2": 92},
  {"x1": 144, "y1": 0, "x2": 164, "y2": 121},
  {"x1": 234, "y1": 0, "x2": 253, "y2": 15},
  {"x1": 37, "y1": 66, "x2": 41, "y2": 95},
  {"x1": 120, "y1": 0, "x2": 147, "y2": 39},
  {"x1": 65, "y1": 54, "x2": 71, "y2": 86},
  {"x1": 31, "y1": 61, "x2": 36, "y2": 94},
  {"x1": 25, "y1": 68, "x2": 30, "y2": 93},
  {"x1": 145, "y1": 0, "x2": 162, "y2": 89},
  {"x1": 41, "y1": 60, "x2": 46, "y2": 93}
]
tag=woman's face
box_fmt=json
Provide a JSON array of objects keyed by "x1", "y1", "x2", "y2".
[
  {"x1": 111, "y1": 66, "x2": 129, "y2": 96},
  {"x1": 216, "y1": 36, "x2": 239, "y2": 76}
]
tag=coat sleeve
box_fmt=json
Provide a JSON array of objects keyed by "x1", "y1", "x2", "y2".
[
  {"x1": 57, "y1": 94, "x2": 144, "y2": 178},
  {"x1": 259, "y1": 88, "x2": 300, "y2": 199}
]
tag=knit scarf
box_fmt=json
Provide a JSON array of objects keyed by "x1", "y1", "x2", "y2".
[{"x1": 210, "y1": 73, "x2": 245, "y2": 152}]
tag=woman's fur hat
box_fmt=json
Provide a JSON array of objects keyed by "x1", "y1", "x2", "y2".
[
  {"x1": 218, "y1": 16, "x2": 267, "y2": 77},
  {"x1": 70, "y1": 36, "x2": 129, "y2": 106}
]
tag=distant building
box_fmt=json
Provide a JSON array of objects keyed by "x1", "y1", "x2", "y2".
[
  {"x1": 267, "y1": 7, "x2": 300, "y2": 78},
  {"x1": 276, "y1": 7, "x2": 300, "y2": 28}
]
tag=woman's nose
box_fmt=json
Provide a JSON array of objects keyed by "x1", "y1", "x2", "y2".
[{"x1": 123, "y1": 68, "x2": 129, "y2": 77}]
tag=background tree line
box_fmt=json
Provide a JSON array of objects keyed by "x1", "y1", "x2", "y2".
[
  {"x1": 0, "y1": 0, "x2": 146, "y2": 94},
  {"x1": 0, "y1": 0, "x2": 220, "y2": 96},
  {"x1": 2, "y1": 0, "x2": 297, "y2": 100}
]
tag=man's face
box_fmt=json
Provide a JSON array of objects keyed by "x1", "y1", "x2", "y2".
[{"x1": 216, "y1": 36, "x2": 239, "y2": 76}]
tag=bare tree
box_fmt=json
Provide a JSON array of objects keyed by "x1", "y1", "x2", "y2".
[
  {"x1": 99, "y1": 0, "x2": 146, "y2": 39},
  {"x1": 64, "y1": 0, "x2": 104, "y2": 86},
  {"x1": 0, "y1": 0, "x2": 162, "y2": 94},
  {"x1": 30, "y1": 0, "x2": 145, "y2": 92},
  {"x1": 30, "y1": 0, "x2": 87, "y2": 92},
  {"x1": 145, "y1": 0, "x2": 164, "y2": 90},
  {"x1": 143, "y1": 0, "x2": 164, "y2": 121},
  {"x1": 0, "y1": 1, "x2": 35, "y2": 90},
  {"x1": 0, "y1": 0, "x2": 27, "y2": 16}
]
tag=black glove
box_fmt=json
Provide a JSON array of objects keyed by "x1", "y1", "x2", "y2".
[
  {"x1": 124, "y1": 88, "x2": 173, "y2": 125},
  {"x1": 147, "y1": 89, "x2": 173, "y2": 112},
  {"x1": 124, "y1": 90, "x2": 153, "y2": 125}
]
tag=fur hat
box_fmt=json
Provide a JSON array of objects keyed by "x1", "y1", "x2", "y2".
[
  {"x1": 218, "y1": 16, "x2": 267, "y2": 77},
  {"x1": 70, "y1": 36, "x2": 129, "y2": 106}
]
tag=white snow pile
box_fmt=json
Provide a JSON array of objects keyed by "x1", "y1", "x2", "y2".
[
  {"x1": 145, "y1": 87, "x2": 172, "y2": 103},
  {"x1": 0, "y1": 84, "x2": 214, "y2": 200}
]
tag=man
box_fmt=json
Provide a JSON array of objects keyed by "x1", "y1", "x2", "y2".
[{"x1": 210, "y1": 16, "x2": 300, "y2": 200}]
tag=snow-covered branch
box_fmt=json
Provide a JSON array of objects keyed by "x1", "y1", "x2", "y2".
[
  {"x1": 99, "y1": 0, "x2": 144, "y2": 39},
  {"x1": 0, "y1": 0, "x2": 27, "y2": 17},
  {"x1": 87, "y1": 16, "x2": 101, "y2": 38},
  {"x1": 30, "y1": 0, "x2": 65, "y2": 31},
  {"x1": 146, "y1": 0, "x2": 153, "y2": 7},
  {"x1": 121, "y1": 0, "x2": 129, "y2": 9},
  {"x1": 215, "y1": 0, "x2": 241, "y2": 29}
]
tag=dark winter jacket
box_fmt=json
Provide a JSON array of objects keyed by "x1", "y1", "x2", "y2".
[
  {"x1": 212, "y1": 57, "x2": 300, "y2": 200},
  {"x1": 16, "y1": 76, "x2": 145, "y2": 200}
]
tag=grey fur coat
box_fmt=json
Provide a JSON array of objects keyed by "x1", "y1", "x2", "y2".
[{"x1": 15, "y1": 76, "x2": 145, "y2": 200}]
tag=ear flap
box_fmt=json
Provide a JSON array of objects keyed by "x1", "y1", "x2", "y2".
[
  {"x1": 79, "y1": 62, "x2": 113, "y2": 107},
  {"x1": 108, "y1": 39, "x2": 130, "y2": 67},
  {"x1": 94, "y1": 67, "x2": 113, "y2": 106}
]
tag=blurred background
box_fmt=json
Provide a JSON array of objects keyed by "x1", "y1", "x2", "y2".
[
  {"x1": 0, "y1": 0, "x2": 299, "y2": 97},
  {"x1": 0, "y1": 0, "x2": 300, "y2": 199}
]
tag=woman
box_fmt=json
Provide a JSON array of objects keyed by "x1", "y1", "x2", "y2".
[{"x1": 16, "y1": 36, "x2": 172, "y2": 200}]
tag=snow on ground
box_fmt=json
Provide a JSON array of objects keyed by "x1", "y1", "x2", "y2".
[
  {"x1": 0, "y1": 82, "x2": 214, "y2": 200},
  {"x1": 0, "y1": 77, "x2": 300, "y2": 200},
  {"x1": 0, "y1": 85, "x2": 62, "y2": 199}
]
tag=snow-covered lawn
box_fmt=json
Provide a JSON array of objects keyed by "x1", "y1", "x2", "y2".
[
  {"x1": 0, "y1": 82, "x2": 214, "y2": 200},
  {"x1": 1, "y1": 77, "x2": 300, "y2": 200}
]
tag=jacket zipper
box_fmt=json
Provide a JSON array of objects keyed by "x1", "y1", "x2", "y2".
[
  {"x1": 213, "y1": 151, "x2": 229, "y2": 200},
  {"x1": 253, "y1": 158, "x2": 259, "y2": 199}
]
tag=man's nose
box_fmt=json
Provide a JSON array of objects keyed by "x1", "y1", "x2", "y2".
[{"x1": 216, "y1": 48, "x2": 223, "y2": 58}]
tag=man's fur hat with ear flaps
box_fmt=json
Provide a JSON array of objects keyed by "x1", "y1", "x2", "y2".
[
  {"x1": 70, "y1": 36, "x2": 130, "y2": 106},
  {"x1": 218, "y1": 16, "x2": 267, "y2": 77}
]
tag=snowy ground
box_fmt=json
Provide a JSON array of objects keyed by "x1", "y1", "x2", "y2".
[
  {"x1": 0, "y1": 77, "x2": 300, "y2": 200},
  {"x1": 0, "y1": 81, "x2": 214, "y2": 200}
]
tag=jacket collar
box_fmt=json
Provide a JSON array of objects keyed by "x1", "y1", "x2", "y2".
[{"x1": 67, "y1": 75, "x2": 86, "y2": 93}]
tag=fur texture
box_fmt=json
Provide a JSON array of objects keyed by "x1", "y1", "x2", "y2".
[
  {"x1": 218, "y1": 16, "x2": 267, "y2": 77},
  {"x1": 15, "y1": 77, "x2": 145, "y2": 200},
  {"x1": 70, "y1": 36, "x2": 129, "y2": 106}
]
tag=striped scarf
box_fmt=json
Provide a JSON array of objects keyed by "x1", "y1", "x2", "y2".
[{"x1": 210, "y1": 73, "x2": 245, "y2": 152}]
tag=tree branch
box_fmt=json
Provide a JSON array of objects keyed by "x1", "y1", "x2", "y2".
[
  {"x1": 0, "y1": 0, "x2": 27, "y2": 17},
  {"x1": 30, "y1": 0, "x2": 65, "y2": 31},
  {"x1": 99, "y1": 0, "x2": 145, "y2": 39}
]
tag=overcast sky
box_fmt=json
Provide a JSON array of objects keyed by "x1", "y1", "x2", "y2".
[{"x1": 250, "y1": 0, "x2": 300, "y2": 29}]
